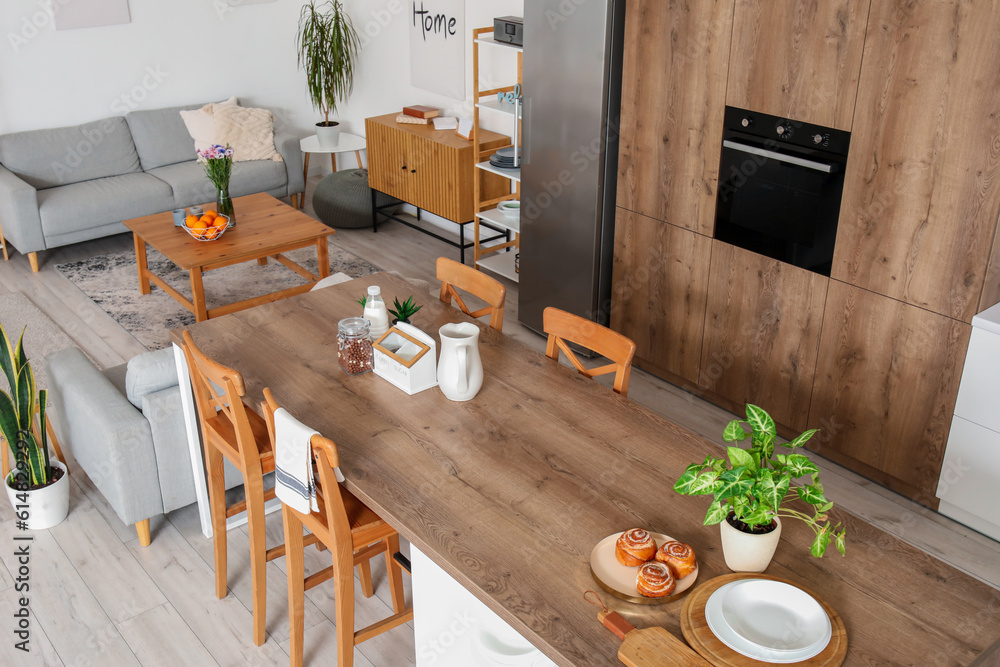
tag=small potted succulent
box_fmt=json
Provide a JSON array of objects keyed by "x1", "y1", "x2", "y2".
[
  {"x1": 673, "y1": 404, "x2": 846, "y2": 572},
  {"x1": 1, "y1": 323, "x2": 69, "y2": 530},
  {"x1": 389, "y1": 296, "x2": 422, "y2": 325}
]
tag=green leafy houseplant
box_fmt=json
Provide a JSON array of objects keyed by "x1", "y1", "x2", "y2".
[
  {"x1": 673, "y1": 404, "x2": 846, "y2": 558},
  {"x1": 0, "y1": 323, "x2": 55, "y2": 491},
  {"x1": 296, "y1": 1, "x2": 361, "y2": 127},
  {"x1": 389, "y1": 296, "x2": 422, "y2": 323}
]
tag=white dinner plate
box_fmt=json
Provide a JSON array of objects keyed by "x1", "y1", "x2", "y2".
[
  {"x1": 705, "y1": 580, "x2": 832, "y2": 663},
  {"x1": 589, "y1": 532, "x2": 698, "y2": 604}
]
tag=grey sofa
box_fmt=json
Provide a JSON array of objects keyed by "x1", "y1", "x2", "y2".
[
  {"x1": 44, "y1": 347, "x2": 240, "y2": 544},
  {"x1": 0, "y1": 102, "x2": 305, "y2": 271}
]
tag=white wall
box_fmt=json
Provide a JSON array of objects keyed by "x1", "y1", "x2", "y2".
[{"x1": 0, "y1": 0, "x2": 523, "y2": 164}]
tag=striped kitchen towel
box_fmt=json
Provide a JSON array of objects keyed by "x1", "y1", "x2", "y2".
[{"x1": 274, "y1": 408, "x2": 321, "y2": 514}]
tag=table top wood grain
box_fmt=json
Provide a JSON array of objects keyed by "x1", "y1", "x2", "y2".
[
  {"x1": 125, "y1": 192, "x2": 334, "y2": 270},
  {"x1": 170, "y1": 273, "x2": 1000, "y2": 666}
]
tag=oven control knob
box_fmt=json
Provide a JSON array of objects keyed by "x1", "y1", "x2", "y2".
[
  {"x1": 741, "y1": 117, "x2": 753, "y2": 128},
  {"x1": 813, "y1": 133, "x2": 827, "y2": 145},
  {"x1": 775, "y1": 122, "x2": 793, "y2": 138}
]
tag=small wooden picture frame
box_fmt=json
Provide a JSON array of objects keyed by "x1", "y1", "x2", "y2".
[{"x1": 455, "y1": 117, "x2": 474, "y2": 141}]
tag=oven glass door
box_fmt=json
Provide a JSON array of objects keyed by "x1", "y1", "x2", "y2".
[{"x1": 714, "y1": 138, "x2": 844, "y2": 276}]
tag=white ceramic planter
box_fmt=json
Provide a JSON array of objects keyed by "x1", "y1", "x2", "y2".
[
  {"x1": 720, "y1": 515, "x2": 782, "y2": 573},
  {"x1": 316, "y1": 121, "x2": 341, "y2": 148},
  {"x1": 5, "y1": 460, "x2": 69, "y2": 530}
]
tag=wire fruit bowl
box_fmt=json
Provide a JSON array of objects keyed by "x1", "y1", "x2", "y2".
[{"x1": 184, "y1": 215, "x2": 230, "y2": 241}]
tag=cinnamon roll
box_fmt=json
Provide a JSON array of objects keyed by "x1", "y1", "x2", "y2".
[
  {"x1": 615, "y1": 529, "x2": 657, "y2": 567},
  {"x1": 636, "y1": 561, "x2": 676, "y2": 598},
  {"x1": 655, "y1": 540, "x2": 697, "y2": 579}
]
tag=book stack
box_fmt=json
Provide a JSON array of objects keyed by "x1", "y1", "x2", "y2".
[{"x1": 396, "y1": 105, "x2": 440, "y2": 125}]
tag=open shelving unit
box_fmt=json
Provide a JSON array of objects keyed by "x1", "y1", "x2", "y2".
[{"x1": 471, "y1": 26, "x2": 522, "y2": 282}]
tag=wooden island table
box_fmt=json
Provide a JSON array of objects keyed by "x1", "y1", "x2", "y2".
[{"x1": 171, "y1": 273, "x2": 1000, "y2": 666}]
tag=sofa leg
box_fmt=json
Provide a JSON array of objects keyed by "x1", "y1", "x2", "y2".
[
  {"x1": 28, "y1": 252, "x2": 39, "y2": 272},
  {"x1": 136, "y1": 519, "x2": 151, "y2": 546},
  {"x1": 291, "y1": 193, "x2": 299, "y2": 210}
]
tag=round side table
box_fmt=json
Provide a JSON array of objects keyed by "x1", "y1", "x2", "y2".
[{"x1": 299, "y1": 132, "x2": 367, "y2": 209}]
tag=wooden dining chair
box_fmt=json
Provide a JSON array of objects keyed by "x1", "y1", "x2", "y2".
[
  {"x1": 262, "y1": 388, "x2": 412, "y2": 667},
  {"x1": 181, "y1": 330, "x2": 319, "y2": 646},
  {"x1": 542, "y1": 307, "x2": 637, "y2": 397},
  {"x1": 437, "y1": 256, "x2": 506, "y2": 330}
]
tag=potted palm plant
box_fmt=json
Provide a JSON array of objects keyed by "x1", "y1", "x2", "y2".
[
  {"x1": 1, "y1": 324, "x2": 69, "y2": 530},
  {"x1": 673, "y1": 404, "x2": 846, "y2": 572},
  {"x1": 297, "y1": 0, "x2": 360, "y2": 148}
]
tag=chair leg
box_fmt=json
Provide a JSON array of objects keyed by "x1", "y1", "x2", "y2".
[
  {"x1": 245, "y1": 465, "x2": 268, "y2": 646},
  {"x1": 358, "y1": 559, "x2": 374, "y2": 598},
  {"x1": 283, "y1": 507, "x2": 306, "y2": 667},
  {"x1": 205, "y1": 446, "x2": 228, "y2": 599},
  {"x1": 335, "y1": 552, "x2": 356, "y2": 667},
  {"x1": 384, "y1": 534, "x2": 406, "y2": 613},
  {"x1": 136, "y1": 519, "x2": 151, "y2": 546}
]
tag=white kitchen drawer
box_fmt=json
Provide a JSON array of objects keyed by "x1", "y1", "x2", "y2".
[
  {"x1": 953, "y1": 327, "x2": 1000, "y2": 432},
  {"x1": 937, "y1": 416, "x2": 1000, "y2": 541}
]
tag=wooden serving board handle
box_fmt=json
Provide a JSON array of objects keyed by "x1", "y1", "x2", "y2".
[{"x1": 598, "y1": 611, "x2": 711, "y2": 667}]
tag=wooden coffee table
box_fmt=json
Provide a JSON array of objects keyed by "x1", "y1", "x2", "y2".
[{"x1": 124, "y1": 192, "x2": 335, "y2": 322}]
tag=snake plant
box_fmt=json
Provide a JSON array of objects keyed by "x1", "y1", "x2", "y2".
[{"x1": 0, "y1": 323, "x2": 52, "y2": 490}]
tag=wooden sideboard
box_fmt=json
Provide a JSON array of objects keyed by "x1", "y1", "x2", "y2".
[{"x1": 365, "y1": 113, "x2": 509, "y2": 224}]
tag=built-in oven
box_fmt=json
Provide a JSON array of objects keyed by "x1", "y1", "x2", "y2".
[{"x1": 714, "y1": 106, "x2": 851, "y2": 276}]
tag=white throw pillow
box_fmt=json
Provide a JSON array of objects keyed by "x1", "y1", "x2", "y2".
[
  {"x1": 179, "y1": 97, "x2": 239, "y2": 154},
  {"x1": 213, "y1": 105, "x2": 283, "y2": 163}
]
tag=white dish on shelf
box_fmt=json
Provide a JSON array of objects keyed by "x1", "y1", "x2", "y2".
[
  {"x1": 704, "y1": 579, "x2": 831, "y2": 663},
  {"x1": 497, "y1": 201, "x2": 520, "y2": 219}
]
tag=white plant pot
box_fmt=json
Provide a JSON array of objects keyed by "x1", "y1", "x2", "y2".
[
  {"x1": 720, "y1": 515, "x2": 782, "y2": 573},
  {"x1": 5, "y1": 460, "x2": 70, "y2": 530},
  {"x1": 316, "y1": 121, "x2": 341, "y2": 148}
]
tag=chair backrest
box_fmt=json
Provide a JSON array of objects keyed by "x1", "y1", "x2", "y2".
[
  {"x1": 436, "y1": 257, "x2": 506, "y2": 331},
  {"x1": 261, "y1": 388, "x2": 354, "y2": 549},
  {"x1": 181, "y1": 330, "x2": 263, "y2": 474},
  {"x1": 542, "y1": 307, "x2": 637, "y2": 397}
]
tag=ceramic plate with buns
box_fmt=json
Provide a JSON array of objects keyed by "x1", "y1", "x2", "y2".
[{"x1": 589, "y1": 530, "x2": 699, "y2": 605}]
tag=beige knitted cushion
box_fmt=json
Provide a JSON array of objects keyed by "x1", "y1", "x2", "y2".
[
  {"x1": 178, "y1": 97, "x2": 238, "y2": 153},
  {"x1": 213, "y1": 105, "x2": 283, "y2": 163}
]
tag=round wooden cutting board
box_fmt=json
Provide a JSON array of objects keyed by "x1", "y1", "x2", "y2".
[{"x1": 680, "y1": 574, "x2": 847, "y2": 666}]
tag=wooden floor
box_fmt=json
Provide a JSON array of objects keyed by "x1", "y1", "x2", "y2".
[{"x1": 1, "y1": 182, "x2": 998, "y2": 666}]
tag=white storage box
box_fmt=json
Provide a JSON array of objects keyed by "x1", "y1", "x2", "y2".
[{"x1": 373, "y1": 323, "x2": 438, "y2": 394}]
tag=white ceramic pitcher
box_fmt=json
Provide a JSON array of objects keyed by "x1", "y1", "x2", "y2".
[{"x1": 437, "y1": 322, "x2": 483, "y2": 401}]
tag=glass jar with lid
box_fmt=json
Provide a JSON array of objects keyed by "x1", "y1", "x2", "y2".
[{"x1": 338, "y1": 317, "x2": 374, "y2": 375}]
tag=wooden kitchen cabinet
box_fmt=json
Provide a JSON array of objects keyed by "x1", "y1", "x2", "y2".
[
  {"x1": 616, "y1": 0, "x2": 734, "y2": 236},
  {"x1": 610, "y1": 208, "x2": 712, "y2": 385},
  {"x1": 726, "y1": 0, "x2": 870, "y2": 131},
  {"x1": 832, "y1": 0, "x2": 1000, "y2": 323},
  {"x1": 808, "y1": 281, "x2": 971, "y2": 505},
  {"x1": 365, "y1": 113, "x2": 508, "y2": 223},
  {"x1": 699, "y1": 241, "x2": 829, "y2": 431}
]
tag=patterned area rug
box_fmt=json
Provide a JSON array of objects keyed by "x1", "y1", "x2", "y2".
[{"x1": 56, "y1": 245, "x2": 380, "y2": 351}]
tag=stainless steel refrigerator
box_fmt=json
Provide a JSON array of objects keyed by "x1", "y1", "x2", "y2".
[{"x1": 518, "y1": 0, "x2": 626, "y2": 332}]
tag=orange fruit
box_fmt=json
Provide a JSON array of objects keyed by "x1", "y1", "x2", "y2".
[
  {"x1": 199, "y1": 215, "x2": 213, "y2": 225},
  {"x1": 185, "y1": 215, "x2": 199, "y2": 228},
  {"x1": 204, "y1": 210, "x2": 218, "y2": 219},
  {"x1": 205, "y1": 228, "x2": 220, "y2": 239},
  {"x1": 213, "y1": 218, "x2": 227, "y2": 228},
  {"x1": 193, "y1": 220, "x2": 209, "y2": 229}
]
